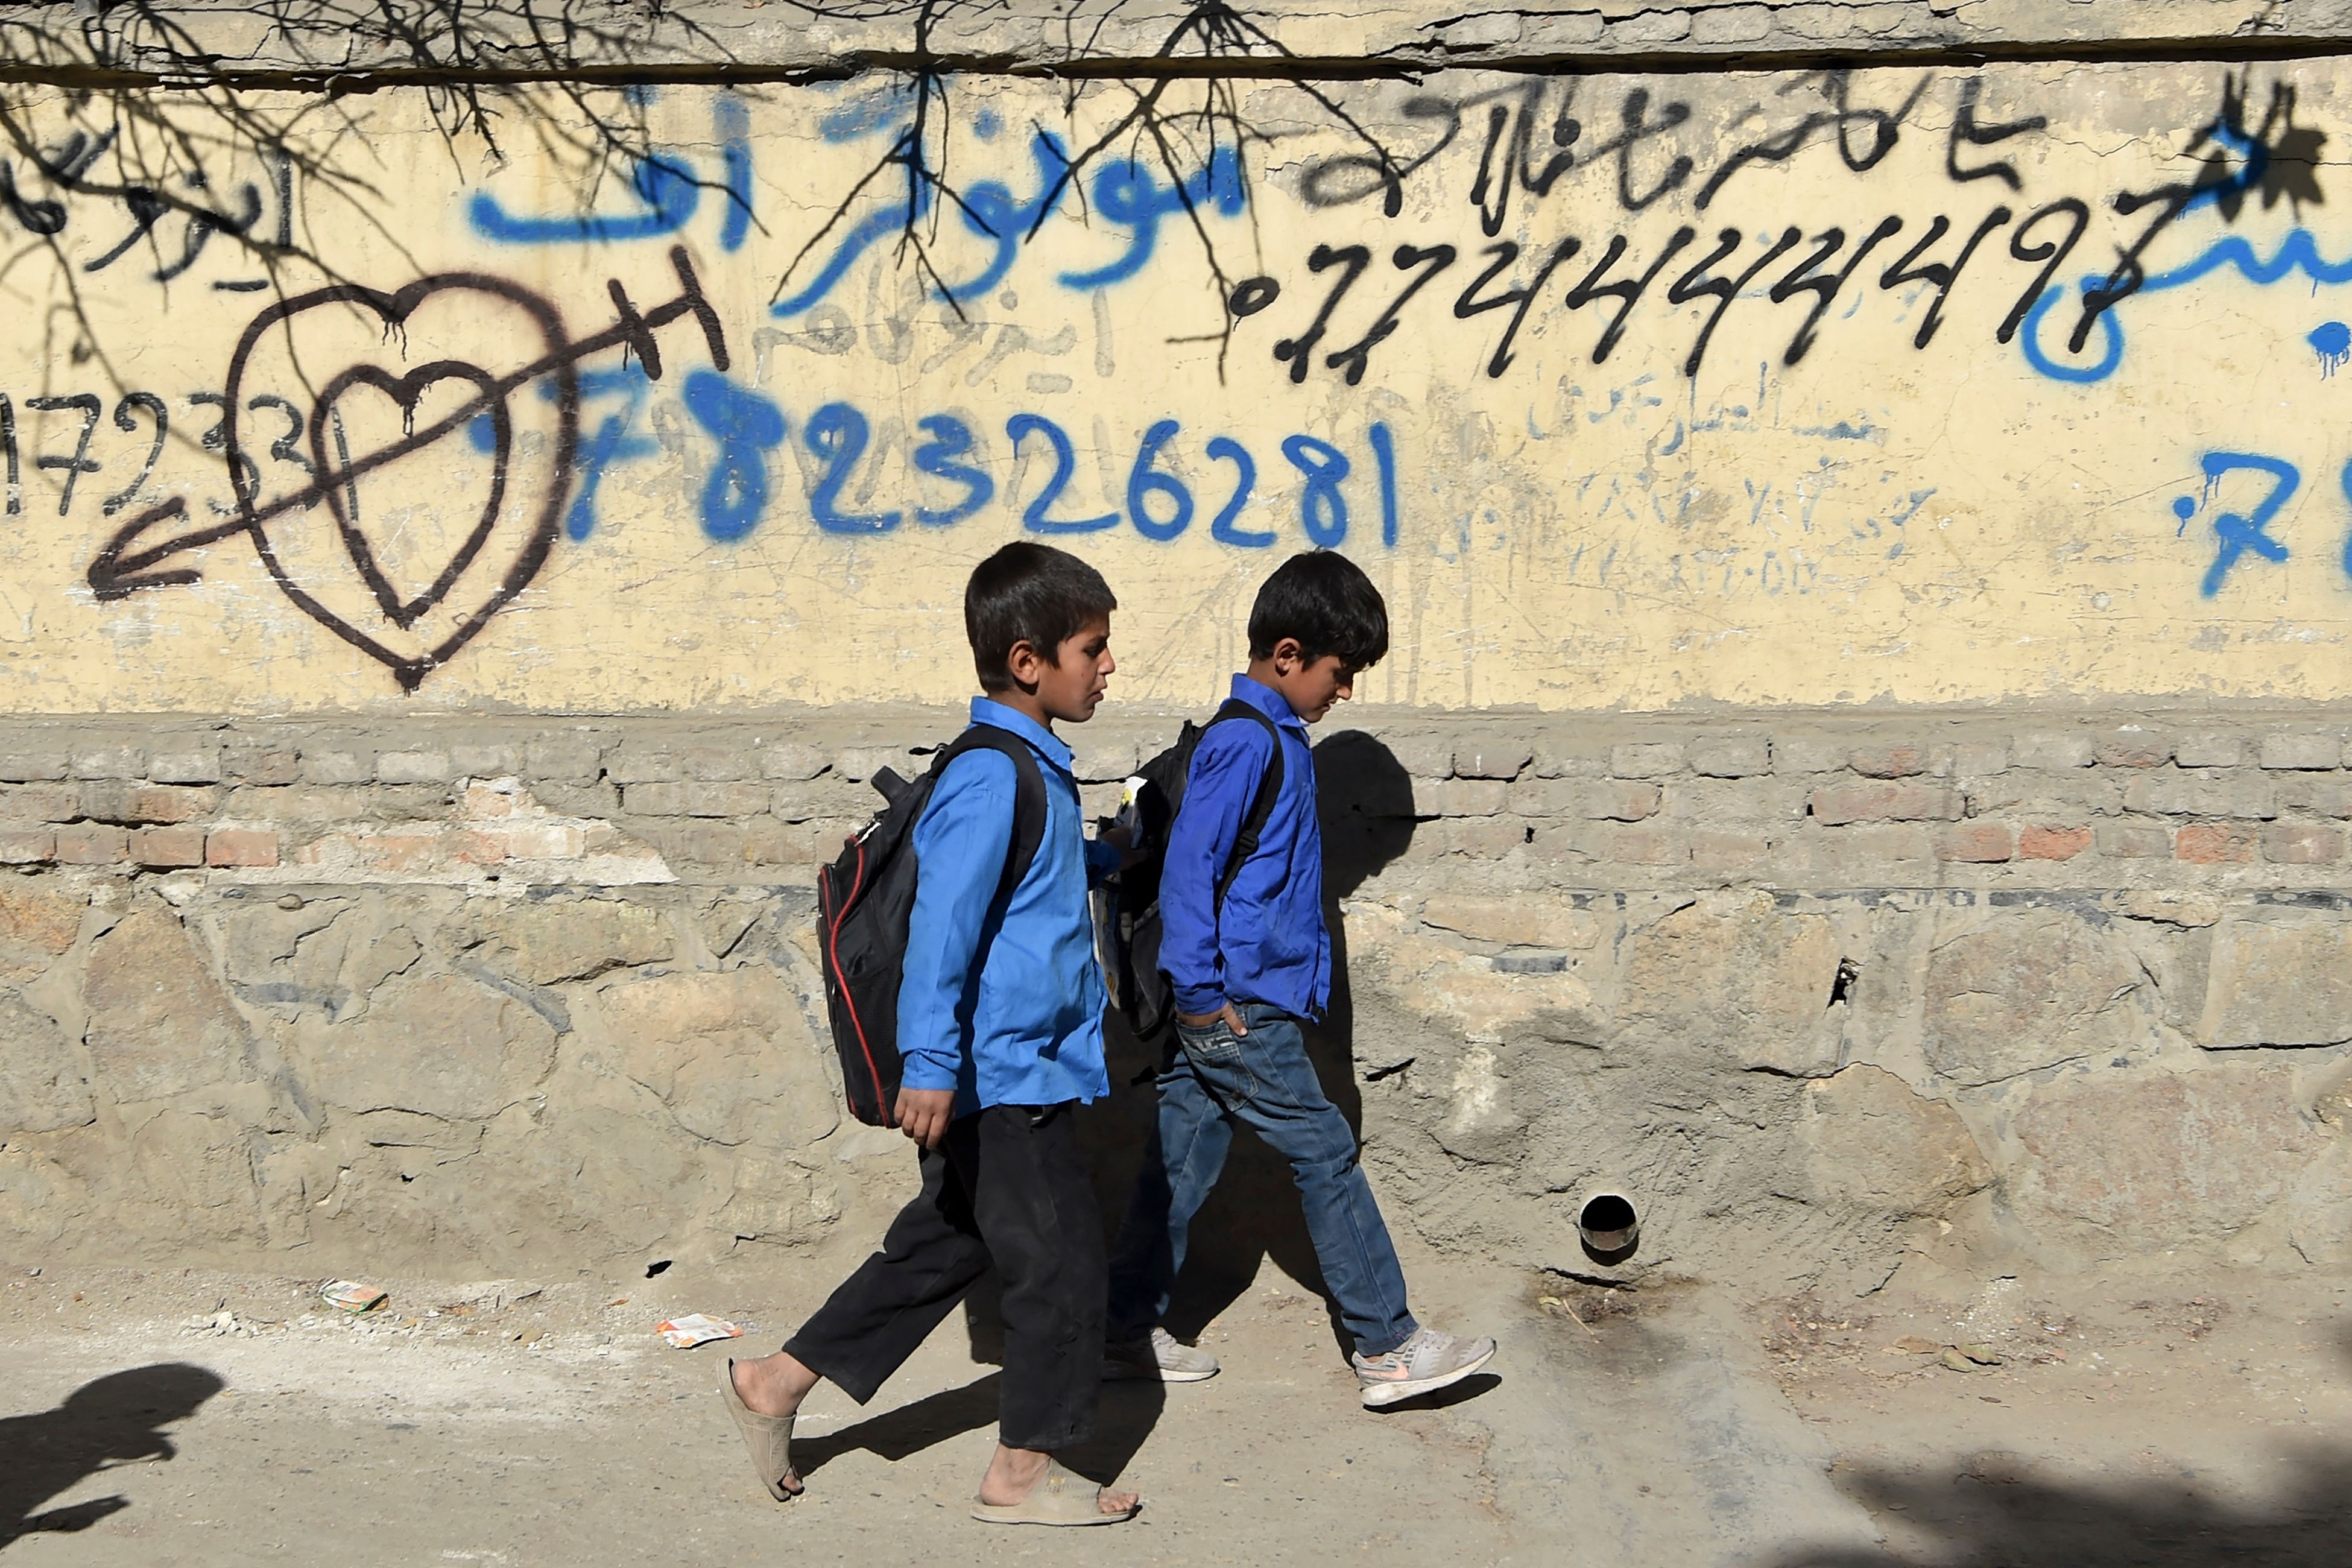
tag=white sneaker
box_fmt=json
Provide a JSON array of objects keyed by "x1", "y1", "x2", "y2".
[
  {"x1": 1351, "y1": 1326, "x2": 1496, "y2": 1408},
  {"x1": 1102, "y1": 1326, "x2": 1221, "y2": 1383}
]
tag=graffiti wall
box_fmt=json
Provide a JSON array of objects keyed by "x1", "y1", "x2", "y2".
[{"x1": 2, "y1": 61, "x2": 2348, "y2": 711}]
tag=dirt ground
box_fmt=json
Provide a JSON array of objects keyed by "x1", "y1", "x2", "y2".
[{"x1": 1, "y1": 1236, "x2": 2345, "y2": 1566}]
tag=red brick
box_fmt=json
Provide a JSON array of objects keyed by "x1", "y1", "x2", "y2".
[
  {"x1": 0, "y1": 828, "x2": 55, "y2": 864},
  {"x1": 0, "y1": 785, "x2": 78, "y2": 823},
  {"x1": 2261, "y1": 823, "x2": 2343, "y2": 865},
  {"x1": 2176, "y1": 824, "x2": 2256, "y2": 864},
  {"x1": 1935, "y1": 823, "x2": 2014, "y2": 862},
  {"x1": 53, "y1": 825, "x2": 127, "y2": 865},
  {"x1": 204, "y1": 829, "x2": 281, "y2": 868},
  {"x1": 1809, "y1": 782, "x2": 1961, "y2": 826},
  {"x1": 132, "y1": 827, "x2": 206, "y2": 868},
  {"x1": 2018, "y1": 825, "x2": 2093, "y2": 862}
]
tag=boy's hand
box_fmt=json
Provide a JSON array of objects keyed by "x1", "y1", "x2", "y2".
[
  {"x1": 895, "y1": 1087, "x2": 956, "y2": 1149},
  {"x1": 1097, "y1": 823, "x2": 1150, "y2": 871},
  {"x1": 1175, "y1": 1002, "x2": 1248, "y2": 1036}
]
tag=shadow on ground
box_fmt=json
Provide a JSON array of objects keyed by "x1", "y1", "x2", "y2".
[
  {"x1": 1777, "y1": 1446, "x2": 2352, "y2": 1567},
  {"x1": 0, "y1": 1363, "x2": 221, "y2": 1551},
  {"x1": 789, "y1": 1368, "x2": 1165, "y2": 1491}
]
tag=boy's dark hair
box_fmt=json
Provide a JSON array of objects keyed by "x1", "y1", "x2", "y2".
[
  {"x1": 965, "y1": 542, "x2": 1118, "y2": 692},
  {"x1": 1247, "y1": 550, "x2": 1388, "y2": 670}
]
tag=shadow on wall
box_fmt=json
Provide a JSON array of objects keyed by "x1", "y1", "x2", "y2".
[
  {"x1": 1080, "y1": 730, "x2": 1418, "y2": 1357},
  {"x1": 1777, "y1": 1447, "x2": 2351, "y2": 1567},
  {"x1": 0, "y1": 1363, "x2": 222, "y2": 1551}
]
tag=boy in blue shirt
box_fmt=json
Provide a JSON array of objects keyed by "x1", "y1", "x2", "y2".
[
  {"x1": 721, "y1": 543, "x2": 1141, "y2": 1527},
  {"x1": 1105, "y1": 551, "x2": 1496, "y2": 1408}
]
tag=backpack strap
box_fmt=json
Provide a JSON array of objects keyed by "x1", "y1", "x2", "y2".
[
  {"x1": 1204, "y1": 698, "x2": 1287, "y2": 912},
  {"x1": 934, "y1": 726, "x2": 1051, "y2": 917}
]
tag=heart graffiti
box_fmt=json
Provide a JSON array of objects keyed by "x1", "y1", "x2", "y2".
[
  {"x1": 229, "y1": 277, "x2": 576, "y2": 689},
  {"x1": 89, "y1": 245, "x2": 730, "y2": 692},
  {"x1": 307, "y1": 359, "x2": 514, "y2": 634}
]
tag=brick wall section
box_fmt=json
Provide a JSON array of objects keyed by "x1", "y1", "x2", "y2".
[{"x1": 1, "y1": 709, "x2": 2348, "y2": 893}]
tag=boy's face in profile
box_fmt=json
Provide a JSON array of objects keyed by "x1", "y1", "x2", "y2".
[
  {"x1": 1264, "y1": 642, "x2": 1358, "y2": 724},
  {"x1": 1007, "y1": 614, "x2": 1115, "y2": 726}
]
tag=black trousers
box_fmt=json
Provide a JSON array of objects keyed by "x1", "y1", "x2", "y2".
[{"x1": 782, "y1": 1101, "x2": 1105, "y2": 1452}]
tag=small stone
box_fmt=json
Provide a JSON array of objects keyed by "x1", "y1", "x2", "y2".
[
  {"x1": 1959, "y1": 1343, "x2": 2002, "y2": 1365},
  {"x1": 1892, "y1": 1335, "x2": 1940, "y2": 1355},
  {"x1": 1939, "y1": 1348, "x2": 1977, "y2": 1373}
]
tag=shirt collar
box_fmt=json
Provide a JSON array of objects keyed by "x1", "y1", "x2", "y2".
[
  {"x1": 969, "y1": 697, "x2": 1076, "y2": 772},
  {"x1": 1230, "y1": 673, "x2": 1309, "y2": 732}
]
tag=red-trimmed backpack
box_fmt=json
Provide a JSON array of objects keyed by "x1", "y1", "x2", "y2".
[{"x1": 817, "y1": 729, "x2": 1047, "y2": 1127}]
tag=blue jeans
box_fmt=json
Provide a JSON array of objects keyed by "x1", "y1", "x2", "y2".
[{"x1": 1107, "y1": 1002, "x2": 1417, "y2": 1358}]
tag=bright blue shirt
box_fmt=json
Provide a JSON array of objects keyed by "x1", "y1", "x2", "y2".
[
  {"x1": 896, "y1": 698, "x2": 1119, "y2": 1114},
  {"x1": 1160, "y1": 674, "x2": 1331, "y2": 1021}
]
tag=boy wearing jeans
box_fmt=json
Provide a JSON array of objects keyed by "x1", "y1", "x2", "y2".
[
  {"x1": 721, "y1": 543, "x2": 1140, "y2": 1526},
  {"x1": 1105, "y1": 551, "x2": 1496, "y2": 1407}
]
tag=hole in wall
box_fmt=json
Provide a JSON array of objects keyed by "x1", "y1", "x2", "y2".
[
  {"x1": 645, "y1": 1259, "x2": 672, "y2": 1278},
  {"x1": 1828, "y1": 956, "x2": 1860, "y2": 1007}
]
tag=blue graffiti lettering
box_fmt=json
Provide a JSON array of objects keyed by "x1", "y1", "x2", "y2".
[
  {"x1": 471, "y1": 153, "x2": 699, "y2": 245},
  {"x1": 2024, "y1": 227, "x2": 2352, "y2": 383},
  {"x1": 941, "y1": 131, "x2": 1071, "y2": 303},
  {"x1": 2174, "y1": 451, "x2": 2298, "y2": 596},
  {"x1": 771, "y1": 179, "x2": 933, "y2": 318},
  {"x1": 1059, "y1": 147, "x2": 1245, "y2": 291}
]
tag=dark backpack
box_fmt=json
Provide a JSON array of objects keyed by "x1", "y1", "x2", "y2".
[
  {"x1": 818, "y1": 728, "x2": 1048, "y2": 1127},
  {"x1": 1099, "y1": 699, "x2": 1284, "y2": 1042}
]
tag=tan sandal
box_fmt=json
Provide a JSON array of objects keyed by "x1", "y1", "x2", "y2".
[
  {"x1": 717, "y1": 1357, "x2": 798, "y2": 1501},
  {"x1": 970, "y1": 1457, "x2": 1140, "y2": 1526}
]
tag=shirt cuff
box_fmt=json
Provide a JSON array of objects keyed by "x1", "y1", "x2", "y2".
[
  {"x1": 897, "y1": 1052, "x2": 961, "y2": 1092},
  {"x1": 1171, "y1": 982, "x2": 1225, "y2": 1017}
]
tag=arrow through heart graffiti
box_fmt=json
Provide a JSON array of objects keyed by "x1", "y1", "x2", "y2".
[{"x1": 88, "y1": 245, "x2": 729, "y2": 692}]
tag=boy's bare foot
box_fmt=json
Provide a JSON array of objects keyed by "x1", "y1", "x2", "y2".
[
  {"x1": 978, "y1": 1444, "x2": 1140, "y2": 1516},
  {"x1": 731, "y1": 1350, "x2": 818, "y2": 1419}
]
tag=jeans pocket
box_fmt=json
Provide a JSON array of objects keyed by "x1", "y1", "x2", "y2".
[{"x1": 1174, "y1": 1018, "x2": 1242, "y2": 1064}]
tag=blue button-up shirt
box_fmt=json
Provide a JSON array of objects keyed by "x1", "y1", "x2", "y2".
[
  {"x1": 896, "y1": 698, "x2": 1118, "y2": 1113},
  {"x1": 1160, "y1": 675, "x2": 1330, "y2": 1021}
]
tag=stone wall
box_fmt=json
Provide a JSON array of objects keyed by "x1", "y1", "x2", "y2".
[{"x1": 4, "y1": 705, "x2": 2347, "y2": 1294}]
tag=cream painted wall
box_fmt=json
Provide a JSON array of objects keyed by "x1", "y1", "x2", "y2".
[{"x1": 0, "y1": 62, "x2": 2345, "y2": 712}]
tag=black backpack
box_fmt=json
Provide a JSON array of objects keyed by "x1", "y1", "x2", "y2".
[
  {"x1": 1099, "y1": 699, "x2": 1284, "y2": 1042},
  {"x1": 818, "y1": 728, "x2": 1048, "y2": 1127}
]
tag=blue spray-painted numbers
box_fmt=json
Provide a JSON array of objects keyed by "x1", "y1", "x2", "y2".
[
  {"x1": 911, "y1": 414, "x2": 994, "y2": 526},
  {"x1": 2173, "y1": 452, "x2": 2299, "y2": 596},
  {"x1": 557, "y1": 365, "x2": 657, "y2": 540},
  {"x1": 469, "y1": 98, "x2": 754, "y2": 250},
  {"x1": 806, "y1": 403, "x2": 905, "y2": 533},
  {"x1": 683, "y1": 370, "x2": 786, "y2": 542},
  {"x1": 535, "y1": 376, "x2": 1403, "y2": 549},
  {"x1": 1007, "y1": 413, "x2": 1121, "y2": 534},
  {"x1": 1206, "y1": 437, "x2": 1270, "y2": 548},
  {"x1": 1126, "y1": 420, "x2": 1193, "y2": 542}
]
